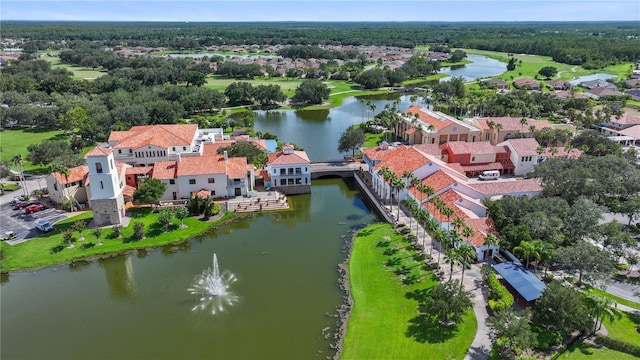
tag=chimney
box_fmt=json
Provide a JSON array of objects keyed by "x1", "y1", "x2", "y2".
[{"x1": 224, "y1": 151, "x2": 228, "y2": 160}]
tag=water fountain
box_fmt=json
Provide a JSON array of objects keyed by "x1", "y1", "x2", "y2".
[{"x1": 188, "y1": 254, "x2": 238, "y2": 315}]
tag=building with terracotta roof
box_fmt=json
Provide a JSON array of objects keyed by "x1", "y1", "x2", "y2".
[
  {"x1": 46, "y1": 165, "x2": 91, "y2": 207},
  {"x1": 399, "y1": 105, "x2": 481, "y2": 145},
  {"x1": 107, "y1": 125, "x2": 227, "y2": 166},
  {"x1": 266, "y1": 144, "x2": 311, "y2": 194},
  {"x1": 513, "y1": 78, "x2": 540, "y2": 90},
  {"x1": 441, "y1": 141, "x2": 515, "y2": 177},
  {"x1": 600, "y1": 112, "x2": 640, "y2": 131},
  {"x1": 497, "y1": 138, "x2": 542, "y2": 176},
  {"x1": 471, "y1": 117, "x2": 553, "y2": 145}
]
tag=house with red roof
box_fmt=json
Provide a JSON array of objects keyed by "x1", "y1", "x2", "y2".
[
  {"x1": 440, "y1": 141, "x2": 515, "y2": 177},
  {"x1": 46, "y1": 165, "x2": 91, "y2": 207},
  {"x1": 513, "y1": 78, "x2": 540, "y2": 91},
  {"x1": 400, "y1": 105, "x2": 481, "y2": 145},
  {"x1": 497, "y1": 138, "x2": 541, "y2": 176},
  {"x1": 471, "y1": 117, "x2": 553, "y2": 145},
  {"x1": 266, "y1": 144, "x2": 311, "y2": 194}
]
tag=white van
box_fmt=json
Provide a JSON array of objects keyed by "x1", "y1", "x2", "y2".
[
  {"x1": 479, "y1": 170, "x2": 500, "y2": 181},
  {"x1": 35, "y1": 219, "x2": 54, "y2": 232}
]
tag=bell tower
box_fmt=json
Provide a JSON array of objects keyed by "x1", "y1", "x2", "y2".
[{"x1": 86, "y1": 147, "x2": 125, "y2": 227}]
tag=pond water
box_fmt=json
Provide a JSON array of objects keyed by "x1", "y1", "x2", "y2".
[
  {"x1": 0, "y1": 179, "x2": 380, "y2": 360},
  {"x1": 254, "y1": 94, "x2": 414, "y2": 161},
  {"x1": 568, "y1": 72, "x2": 617, "y2": 85},
  {"x1": 439, "y1": 54, "x2": 506, "y2": 82}
]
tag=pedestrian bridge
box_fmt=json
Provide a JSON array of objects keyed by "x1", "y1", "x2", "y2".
[{"x1": 310, "y1": 161, "x2": 366, "y2": 179}]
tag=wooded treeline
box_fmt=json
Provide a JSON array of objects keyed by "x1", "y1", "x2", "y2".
[{"x1": 3, "y1": 21, "x2": 639, "y2": 68}]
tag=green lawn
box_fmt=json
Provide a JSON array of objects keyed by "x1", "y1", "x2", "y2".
[
  {"x1": 363, "y1": 132, "x2": 384, "y2": 148},
  {"x1": 0, "y1": 208, "x2": 230, "y2": 272},
  {"x1": 603, "y1": 311, "x2": 640, "y2": 346},
  {"x1": 560, "y1": 341, "x2": 639, "y2": 360},
  {"x1": 42, "y1": 54, "x2": 107, "y2": 80},
  {"x1": 342, "y1": 223, "x2": 476, "y2": 360},
  {"x1": 0, "y1": 128, "x2": 67, "y2": 173},
  {"x1": 587, "y1": 287, "x2": 640, "y2": 311}
]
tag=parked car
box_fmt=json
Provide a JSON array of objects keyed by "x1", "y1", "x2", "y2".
[
  {"x1": 24, "y1": 204, "x2": 45, "y2": 214},
  {"x1": 1, "y1": 231, "x2": 17, "y2": 241},
  {"x1": 34, "y1": 219, "x2": 54, "y2": 232},
  {"x1": 13, "y1": 201, "x2": 31, "y2": 210},
  {"x1": 11, "y1": 196, "x2": 25, "y2": 204}
]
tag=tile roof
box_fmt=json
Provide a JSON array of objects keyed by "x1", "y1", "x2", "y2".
[
  {"x1": 192, "y1": 189, "x2": 211, "y2": 199},
  {"x1": 444, "y1": 141, "x2": 496, "y2": 155},
  {"x1": 448, "y1": 161, "x2": 512, "y2": 173},
  {"x1": 122, "y1": 185, "x2": 137, "y2": 197},
  {"x1": 475, "y1": 117, "x2": 552, "y2": 132},
  {"x1": 464, "y1": 217, "x2": 496, "y2": 248},
  {"x1": 403, "y1": 105, "x2": 454, "y2": 131},
  {"x1": 413, "y1": 144, "x2": 443, "y2": 157},
  {"x1": 373, "y1": 145, "x2": 430, "y2": 177},
  {"x1": 610, "y1": 112, "x2": 640, "y2": 126},
  {"x1": 52, "y1": 165, "x2": 89, "y2": 185},
  {"x1": 177, "y1": 155, "x2": 228, "y2": 177},
  {"x1": 125, "y1": 166, "x2": 153, "y2": 175},
  {"x1": 202, "y1": 140, "x2": 237, "y2": 156},
  {"x1": 541, "y1": 147, "x2": 583, "y2": 159},
  {"x1": 85, "y1": 147, "x2": 113, "y2": 157},
  {"x1": 110, "y1": 124, "x2": 198, "y2": 150},
  {"x1": 429, "y1": 189, "x2": 472, "y2": 223},
  {"x1": 152, "y1": 161, "x2": 178, "y2": 179},
  {"x1": 226, "y1": 157, "x2": 249, "y2": 179},
  {"x1": 268, "y1": 150, "x2": 310, "y2": 166},
  {"x1": 619, "y1": 124, "x2": 640, "y2": 138},
  {"x1": 500, "y1": 138, "x2": 540, "y2": 156},
  {"x1": 362, "y1": 146, "x2": 393, "y2": 162},
  {"x1": 470, "y1": 178, "x2": 542, "y2": 196},
  {"x1": 421, "y1": 170, "x2": 459, "y2": 194}
]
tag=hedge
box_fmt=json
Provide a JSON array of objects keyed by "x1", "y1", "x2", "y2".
[
  {"x1": 487, "y1": 271, "x2": 514, "y2": 312},
  {"x1": 594, "y1": 335, "x2": 640, "y2": 357}
]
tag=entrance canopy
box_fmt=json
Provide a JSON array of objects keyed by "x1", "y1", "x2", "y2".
[{"x1": 493, "y1": 262, "x2": 546, "y2": 302}]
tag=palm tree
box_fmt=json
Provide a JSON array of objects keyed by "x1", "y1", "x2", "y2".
[
  {"x1": 462, "y1": 225, "x2": 475, "y2": 244},
  {"x1": 392, "y1": 177, "x2": 405, "y2": 221},
  {"x1": 520, "y1": 117, "x2": 528, "y2": 136},
  {"x1": 494, "y1": 123, "x2": 504, "y2": 143},
  {"x1": 483, "y1": 233, "x2": 500, "y2": 262},
  {"x1": 10, "y1": 154, "x2": 28, "y2": 197},
  {"x1": 49, "y1": 163, "x2": 71, "y2": 210},
  {"x1": 537, "y1": 241, "x2": 554, "y2": 277},
  {"x1": 444, "y1": 248, "x2": 461, "y2": 281},
  {"x1": 452, "y1": 217, "x2": 466, "y2": 232},
  {"x1": 441, "y1": 206, "x2": 455, "y2": 232},
  {"x1": 513, "y1": 240, "x2": 541, "y2": 269},
  {"x1": 585, "y1": 295, "x2": 616, "y2": 333},
  {"x1": 536, "y1": 146, "x2": 545, "y2": 157},
  {"x1": 404, "y1": 198, "x2": 418, "y2": 232},
  {"x1": 433, "y1": 228, "x2": 447, "y2": 264},
  {"x1": 378, "y1": 167, "x2": 393, "y2": 204},
  {"x1": 368, "y1": 101, "x2": 377, "y2": 121},
  {"x1": 457, "y1": 243, "x2": 476, "y2": 286}
]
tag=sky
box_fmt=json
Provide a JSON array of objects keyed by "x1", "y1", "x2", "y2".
[{"x1": 1, "y1": 0, "x2": 639, "y2": 22}]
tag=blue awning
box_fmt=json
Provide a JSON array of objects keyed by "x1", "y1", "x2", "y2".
[{"x1": 493, "y1": 262, "x2": 546, "y2": 302}]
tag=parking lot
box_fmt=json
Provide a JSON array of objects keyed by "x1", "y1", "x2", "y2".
[{"x1": 0, "y1": 200, "x2": 67, "y2": 245}]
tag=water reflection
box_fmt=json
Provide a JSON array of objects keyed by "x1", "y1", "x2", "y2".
[{"x1": 99, "y1": 255, "x2": 136, "y2": 300}]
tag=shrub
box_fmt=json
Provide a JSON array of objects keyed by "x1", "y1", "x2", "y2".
[
  {"x1": 594, "y1": 335, "x2": 640, "y2": 357},
  {"x1": 133, "y1": 221, "x2": 145, "y2": 241},
  {"x1": 616, "y1": 263, "x2": 629, "y2": 271},
  {"x1": 81, "y1": 242, "x2": 95, "y2": 250},
  {"x1": 486, "y1": 271, "x2": 514, "y2": 312}
]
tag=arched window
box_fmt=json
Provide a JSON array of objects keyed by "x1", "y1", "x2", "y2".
[{"x1": 96, "y1": 162, "x2": 103, "y2": 174}]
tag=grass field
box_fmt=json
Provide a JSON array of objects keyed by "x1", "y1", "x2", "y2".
[
  {"x1": 341, "y1": 223, "x2": 476, "y2": 360},
  {"x1": 0, "y1": 208, "x2": 230, "y2": 272},
  {"x1": 464, "y1": 49, "x2": 634, "y2": 83},
  {"x1": 559, "y1": 341, "x2": 639, "y2": 360},
  {"x1": 0, "y1": 128, "x2": 68, "y2": 173},
  {"x1": 42, "y1": 54, "x2": 107, "y2": 80},
  {"x1": 603, "y1": 311, "x2": 640, "y2": 345}
]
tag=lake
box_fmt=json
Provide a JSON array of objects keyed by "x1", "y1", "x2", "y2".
[
  {"x1": 439, "y1": 54, "x2": 506, "y2": 82},
  {"x1": 0, "y1": 179, "x2": 379, "y2": 359},
  {"x1": 569, "y1": 72, "x2": 617, "y2": 85}
]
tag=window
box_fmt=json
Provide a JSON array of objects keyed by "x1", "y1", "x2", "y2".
[
  {"x1": 189, "y1": 179, "x2": 196, "y2": 185},
  {"x1": 273, "y1": 169, "x2": 277, "y2": 174},
  {"x1": 208, "y1": 178, "x2": 215, "y2": 184},
  {"x1": 129, "y1": 149, "x2": 132, "y2": 153},
  {"x1": 110, "y1": 159, "x2": 114, "y2": 169},
  {"x1": 53, "y1": 183, "x2": 58, "y2": 191},
  {"x1": 295, "y1": 168, "x2": 301, "y2": 174},
  {"x1": 471, "y1": 157, "x2": 475, "y2": 161},
  {"x1": 183, "y1": 147, "x2": 186, "y2": 151},
  {"x1": 288, "y1": 168, "x2": 294, "y2": 175},
  {"x1": 296, "y1": 178, "x2": 302, "y2": 184},
  {"x1": 172, "y1": 147, "x2": 176, "y2": 151},
  {"x1": 100, "y1": 181, "x2": 104, "y2": 189},
  {"x1": 96, "y1": 162, "x2": 103, "y2": 174},
  {"x1": 169, "y1": 179, "x2": 175, "y2": 185},
  {"x1": 118, "y1": 149, "x2": 122, "y2": 154},
  {"x1": 280, "y1": 169, "x2": 286, "y2": 175}
]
